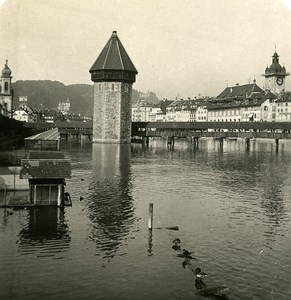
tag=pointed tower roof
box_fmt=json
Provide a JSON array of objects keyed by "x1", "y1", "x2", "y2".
[
  {"x1": 264, "y1": 51, "x2": 289, "y2": 77},
  {"x1": 89, "y1": 31, "x2": 137, "y2": 83},
  {"x1": 1, "y1": 60, "x2": 12, "y2": 78}
]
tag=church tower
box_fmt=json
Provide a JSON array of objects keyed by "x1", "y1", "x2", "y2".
[
  {"x1": 0, "y1": 60, "x2": 13, "y2": 117},
  {"x1": 263, "y1": 51, "x2": 289, "y2": 94},
  {"x1": 89, "y1": 31, "x2": 138, "y2": 143}
]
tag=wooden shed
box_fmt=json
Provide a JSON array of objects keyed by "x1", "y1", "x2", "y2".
[
  {"x1": 20, "y1": 151, "x2": 71, "y2": 206},
  {"x1": 24, "y1": 128, "x2": 60, "y2": 154}
]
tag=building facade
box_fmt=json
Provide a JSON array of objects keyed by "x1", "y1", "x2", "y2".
[
  {"x1": 89, "y1": 31, "x2": 138, "y2": 143},
  {"x1": 276, "y1": 92, "x2": 291, "y2": 121},
  {"x1": 58, "y1": 98, "x2": 70, "y2": 114}
]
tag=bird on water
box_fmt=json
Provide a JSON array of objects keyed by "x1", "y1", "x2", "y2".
[
  {"x1": 172, "y1": 238, "x2": 181, "y2": 251},
  {"x1": 194, "y1": 267, "x2": 207, "y2": 279}
]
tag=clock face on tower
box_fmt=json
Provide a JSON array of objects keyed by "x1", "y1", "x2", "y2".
[{"x1": 276, "y1": 77, "x2": 284, "y2": 86}]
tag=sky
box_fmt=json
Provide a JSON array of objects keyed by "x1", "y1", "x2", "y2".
[{"x1": 0, "y1": 0, "x2": 291, "y2": 99}]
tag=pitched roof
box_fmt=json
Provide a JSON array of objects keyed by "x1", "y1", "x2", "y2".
[
  {"x1": 217, "y1": 83, "x2": 263, "y2": 99},
  {"x1": 207, "y1": 90, "x2": 277, "y2": 110},
  {"x1": 25, "y1": 128, "x2": 59, "y2": 141},
  {"x1": 90, "y1": 31, "x2": 137, "y2": 73},
  {"x1": 20, "y1": 159, "x2": 71, "y2": 179}
]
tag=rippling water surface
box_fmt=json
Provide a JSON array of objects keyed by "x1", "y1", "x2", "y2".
[{"x1": 1, "y1": 138, "x2": 291, "y2": 299}]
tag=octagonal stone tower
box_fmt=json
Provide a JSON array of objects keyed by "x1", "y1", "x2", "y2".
[{"x1": 89, "y1": 31, "x2": 138, "y2": 143}]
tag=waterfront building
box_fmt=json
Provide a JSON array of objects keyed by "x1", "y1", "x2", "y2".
[
  {"x1": 263, "y1": 51, "x2": 289, "y2": 94},
  {"x1": 275, "y1": 92, "x2": 291, "y2": 121},
  {"x1": 207, "y1": 82, "x2": 276, "y2": 122},
  {"x1": 195, "y1": 100, "x2": 208, "y2": 122},
  {"x1": 149, "y1": 107, "x2": 165, "y2": 122},
  {"x1": 259, "y1": 91, "x2": 277, "y2": 122},
  {"x1": 132, "y1": 101, "x2": 153, "y2": 122},
  {"x1": 196, "y1": 107, "x2": 206, "y2": 121},
  {"x1": 0, "y1": 60, "x2": 13, "y2": 118},
  {"x1": 89, "y1": 31, "x2": 138, "y2": 143},
  {"x1": 165, "y1": 99, "x2": 202, "y2": 122}
]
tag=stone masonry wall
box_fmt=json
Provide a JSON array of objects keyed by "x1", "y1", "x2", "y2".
[{"x1": 93, "y1": 81, "x2": 133, "y2": 143}]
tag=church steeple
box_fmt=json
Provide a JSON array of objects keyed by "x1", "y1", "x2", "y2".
[{"x1": 0, "y1": 60, "x2": 13, "y2": 117}]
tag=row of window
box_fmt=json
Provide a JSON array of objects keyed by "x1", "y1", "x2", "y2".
[
  {"x1": 209, "y1": 110, "x2": 240, "y2": 117},
  {"x1": 209, "y1": 119, "x2": 241, "y2": 122},
  {"x1": 278, "y1": 108, "x2": 289, "y2": 113},
  {"x1": 97, "y1": 83, "x2": 131, "y2": 93}
]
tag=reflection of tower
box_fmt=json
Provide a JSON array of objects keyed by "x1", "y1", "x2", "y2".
[
  {"x1": 87, "y1": 144, "x2": 135, "y2": 258},
  {"x1": 89, "y1": 31, "x2": 138, "y2": 143},
  {"x1": 0, "y1": 60, "x2": 13, "y2": 118},
  {"x1": 263, "y1": 51, "x2": 289, "y2": 94},
  {"x1": 17, "y1": 207, "x2": 71, "y2": 257}
]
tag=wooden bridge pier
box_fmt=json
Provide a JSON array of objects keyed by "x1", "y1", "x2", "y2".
[
  {"x1": 193, "y1": 136, "x2": 199, "y2": 149},
  {"x1": 142, "y1": 136, "x2": 149, "y2": 146},
  {"x1": 275, "y1": 138, "x2": 279, "y2": 152},
  {"x1": 245, "y1": 137, "x2": 251, "y2": 151},
  {"x1": 218, "y1": 138, "x2": 224, "y2": 150},
  {"x1": 167, "y1": 136, "x2": 175, "y2": 148}
]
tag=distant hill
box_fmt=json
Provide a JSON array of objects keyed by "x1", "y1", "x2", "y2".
[{"x1": 12, "y1": 80, "x2": 160, "y2": 116}]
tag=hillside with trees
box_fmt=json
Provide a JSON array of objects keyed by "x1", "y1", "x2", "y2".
[{"x1": 12, "y1": 80, "x2": 160, "y2": 116}]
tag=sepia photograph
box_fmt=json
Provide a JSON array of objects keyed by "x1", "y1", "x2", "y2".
[{"x1": 0, "y1": 0, "x2": 291, "y2": 299}]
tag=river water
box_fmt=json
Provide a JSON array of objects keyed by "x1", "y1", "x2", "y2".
[{"x1": 0, "y1": 138, "x2": 291, "y2": 300}]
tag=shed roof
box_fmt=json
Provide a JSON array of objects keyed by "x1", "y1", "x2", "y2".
[
  {"x1": 20, "y1": 159, "x2": 71, "y2": 179},
  {"x1": 25, "y1": 128, "x2": 59, "y2": 141}
]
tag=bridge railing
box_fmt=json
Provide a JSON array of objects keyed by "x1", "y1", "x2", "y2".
[{"x1": 143, "y1": 130, "x2": 291, "y2": 140}]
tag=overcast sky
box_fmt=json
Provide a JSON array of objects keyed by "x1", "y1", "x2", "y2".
[{"x1": 0, "y1": 0, "x2": 291, "y2": 99}]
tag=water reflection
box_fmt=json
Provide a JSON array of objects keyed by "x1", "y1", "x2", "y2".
[
  {"x1": 87, "y1": 144, "x2": 135, "y2": 259},
  {"x1": 200, "y1": 139, "x2": 290, "y2": 245},
  {"x1": 17, "y1": 207, "x2": 71, "y2": 258},
  {"x1": 260, "y1": 165, "x2": 289, "y2": 247}
]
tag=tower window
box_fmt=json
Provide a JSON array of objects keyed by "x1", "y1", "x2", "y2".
[
  {"x1": 111, "y1": 83, "x2": 114, "y2": 91},
  {"x1": 4, "y1": 82, "x2": 8, "y2": 92}
]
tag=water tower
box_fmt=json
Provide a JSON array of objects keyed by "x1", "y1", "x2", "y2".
[{"x1": 89, "y1": 31, "x2": 138, "y2": 143}]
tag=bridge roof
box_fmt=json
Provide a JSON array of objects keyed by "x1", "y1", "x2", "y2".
[{"x1": 89, "y1": 31, "x2": 137, "y2": 74}]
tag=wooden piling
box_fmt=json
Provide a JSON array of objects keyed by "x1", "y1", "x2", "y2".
[
  {"x1": 219, "y1": 138, "x2": 223, "y2": 149},
  {"x1": 193, "y1": 137, "x2": 199, "y2": 149},
  {"x1": 275, "y1": 138, "x2": 279, "y2": 151},
  {"x1": 148, "y1": 203, "x2": 153, "y2": 230},
  {"x1": 245, "y1": 138, "x2": 250, "y2": 150}
]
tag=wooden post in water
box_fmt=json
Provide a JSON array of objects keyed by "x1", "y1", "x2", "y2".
[
  {"x1": 193, "y1": 137, "x2": 199, "y2": 149},
  {"x1": 148, "y1": 203, "x2": 153, "y2": 230},
  {"x1": 245, "y1": 138, "x2": 250, "y2": 151},
  {"x1": 275, "y1": 138, "x2": 279, "y2": 152},
  {"x1": 219, "y1": 138, "x2": 223, "y2": 150}
]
